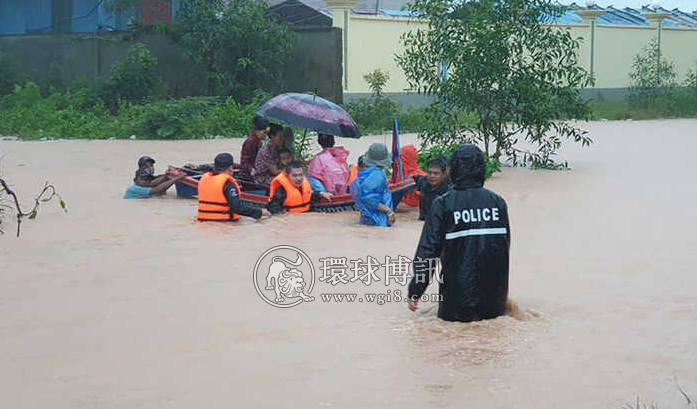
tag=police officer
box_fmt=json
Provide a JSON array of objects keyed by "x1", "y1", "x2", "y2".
[{"x1": 408, "y1": 144, "x2": 510, "y2": 322}]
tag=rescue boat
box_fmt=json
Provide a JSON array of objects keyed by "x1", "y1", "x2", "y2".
[{"x1": 167, "y1": 165, "x2": 415, "y2": 213}]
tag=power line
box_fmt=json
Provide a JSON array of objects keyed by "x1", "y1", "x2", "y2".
[{"x1": 26, "y1": 0, "x2": 105, "y2": 33}]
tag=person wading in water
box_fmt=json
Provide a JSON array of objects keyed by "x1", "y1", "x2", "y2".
[{"x1": 408, "y1": 144, "x2": 510, "y2": 322}]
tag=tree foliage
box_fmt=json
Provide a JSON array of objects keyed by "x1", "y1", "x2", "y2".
[
  {"x1": 100, "y1": 43, "x2": 161, "y2": 109},
  {"x1": 687, "y1": 63, "x2": 697, "y2": 98},
  {"x1": 364, "y1": 69, "x2": 390, "y2": 96},
  {"x1": 397, "y1": 0, "x2": 593, "y2": 169},
  {"x1": 174, "y1": 0, "x2": 297, "y2": 103},
  {"x1": 346, "y1": 69, "x2": 399, "y2": 134},
  {"x1": 629, "y1": 38, "x2": 678, "y2": 104}
]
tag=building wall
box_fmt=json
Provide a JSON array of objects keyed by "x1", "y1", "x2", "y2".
[
  {"x1": 0, "y1": 0, "x2": 142, "y2": 35},
  {"x1": 593, "y1": 25, "x2": 656, "y2": 89},
  {"x1": 0, "y1": 0, "x2": 53, "y2": 35},
  {"x1": 0, "y1": 28, "x2": 343, "y2": 102},
  {"x1": 661, "y1": 27, "x2": 697, "y2": 83},
  {"x1": 284, "y1": 27, "x2": 344, "y2": 103},
  {"x1": 343, "y1": 16, "x2": 697, "y2": 96},
  {"x1": 346, "y1": 16, "x2": 425, "y2": 94},
  {"x1": 0, "y1": 32, "x2": 205, "y2": 94}
]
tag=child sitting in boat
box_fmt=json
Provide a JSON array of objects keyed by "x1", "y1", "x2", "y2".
[{"x1": 278, "y1": 147, "x2": 294, "y2": 171}]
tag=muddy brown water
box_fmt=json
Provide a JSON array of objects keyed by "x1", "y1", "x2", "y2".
[{"x1": 1, "y1": 120, "x2": 696, "y2": 408}]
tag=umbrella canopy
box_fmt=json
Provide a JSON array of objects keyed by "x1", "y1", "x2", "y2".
[{"x1": 257, "y1": 93, "x2": 361, "y2": 138}]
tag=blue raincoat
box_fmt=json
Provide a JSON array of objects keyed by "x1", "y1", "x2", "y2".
[
  {"x1": 349, "y1": 166, "x2": 393, "y2": 227},
  {"x1": 306, "y1": 176, "x2": 327, "y2": 192}
]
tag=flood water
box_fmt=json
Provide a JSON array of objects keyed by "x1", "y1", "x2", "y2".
[{"x1": 1, "y1": 120, "x2": 696, "y2": 408}]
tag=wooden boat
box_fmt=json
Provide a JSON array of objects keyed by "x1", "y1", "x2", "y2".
[{"x1": 167, "y1": 165, "x2": 415, "y2": 213}]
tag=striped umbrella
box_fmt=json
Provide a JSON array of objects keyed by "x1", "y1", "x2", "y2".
[{"x1": 257, "y1": 93, "x2": 361, "y2": 138}]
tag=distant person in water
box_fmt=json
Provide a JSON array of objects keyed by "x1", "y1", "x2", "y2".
[
  {"x1": 408, "y1": 144, "x2": 510, "y2": 322},
  {"x1": 124, "y1": 156, "x2": 184, "y2": 199},
  {"x1": 412, "y1": 158, "x2": 452, "y2": 220},
  {"x1": 239, "y1": 115, "x2": 270, "y2": 181},
  {"x1": 350, "y1": 143, "x2": 395, "y2": 227},
  {"x1": 268, "y1": 161, "x2": 333, "y2": 214}
]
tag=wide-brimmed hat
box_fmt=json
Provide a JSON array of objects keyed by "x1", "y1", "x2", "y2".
[{"x1": 362, "y1": 143, "x2": 392, "y2": 168}]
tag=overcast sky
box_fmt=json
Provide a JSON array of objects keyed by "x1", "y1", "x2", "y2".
[{"x1": 558, "y1": 0, "x2": 696, "y2": 11}]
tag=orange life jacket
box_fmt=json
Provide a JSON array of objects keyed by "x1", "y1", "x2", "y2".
[
  {"x1": 268, "y1": 171, "x2": 312, "y2": 213},
  {"x1": 348, "y1": 164, "x2": 359, "y2": 186},
  {"x1": 399, "y1": 145, "x2": 425, "y2": 208},
  {"x1": 197, "y1": 172, "x2": 241, "y2": 221}
]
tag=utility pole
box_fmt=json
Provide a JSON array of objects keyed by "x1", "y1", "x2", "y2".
[
  {"x1": 642, "y1": 4, "x2": 670, "y2": 87},
  {"x1": 576, "y1": 2, "x2": 605, "y2": 86}
]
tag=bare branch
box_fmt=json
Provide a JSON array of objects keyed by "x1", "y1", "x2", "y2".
[{"x1": 0, "y1": 178, "x2": 67, "y2": 237}]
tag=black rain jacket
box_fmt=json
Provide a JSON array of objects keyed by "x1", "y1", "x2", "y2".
[{"x1": 408, "y1": 144, "x2": 510, "y2": 322}]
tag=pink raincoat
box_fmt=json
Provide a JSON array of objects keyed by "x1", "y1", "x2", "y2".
[{"x1": 308, "y1": 146, "x2": 350, "y2": 196}]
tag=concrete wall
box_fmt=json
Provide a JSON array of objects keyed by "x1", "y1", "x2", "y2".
[
  {"x1": 341, "y1": 15, "x2": 697, "y2": 96},
  {"x1": 0, "y1": 33, "x2": 207, "y2": 96},
  {"x1": 0, "y1": 27, "x2": 343, "y2": 102},
  {"x1": 593, "y1": 25, "x2": 655, "y2": 89},
  {"x1": 661, "y1": 27, "x2": 697, "y2": 83},
  {"x1": 345, "y1": 16, "x2": 424, "y2": 94},
  {"x1": 343, "y1": 91, "x2": 434, "y2": 109},
  {"x1": 284, "y1": 27, "x2": 343, "y2": 104},
  {"x1": 0, "y1": 33, "x2": 114, "y2": 82}
]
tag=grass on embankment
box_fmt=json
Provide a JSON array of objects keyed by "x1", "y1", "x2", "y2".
[{"x1": 590, "y1": 97, "x2": 697, "y2": 121}]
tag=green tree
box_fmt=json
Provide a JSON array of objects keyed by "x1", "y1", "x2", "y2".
[
  {"x1": 346, "y1": 69, "x2": 401, "y2": 134},
  {"x1": 100, "y1": 43, "x2": 160, "y2": 108},
  {"x1": 174, "y1": 0, "x2": 297, "y2": 102},
  {"x1": 629, "y1": 38, "x2": 678, "y2": 104},
  {"x1": 681, "y1": 60, "x2": 697, "y2": 100},
  {"x1": 397, "y1": 0, "x2": 592, "y2": 169},
  {"x1": 364, "y1": 69, "x2": 390, "y2": 97}
]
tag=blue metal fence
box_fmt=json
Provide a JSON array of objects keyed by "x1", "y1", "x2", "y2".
[{"x1": 1, "y1": 0, "x2": 141, "y2": 35}]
